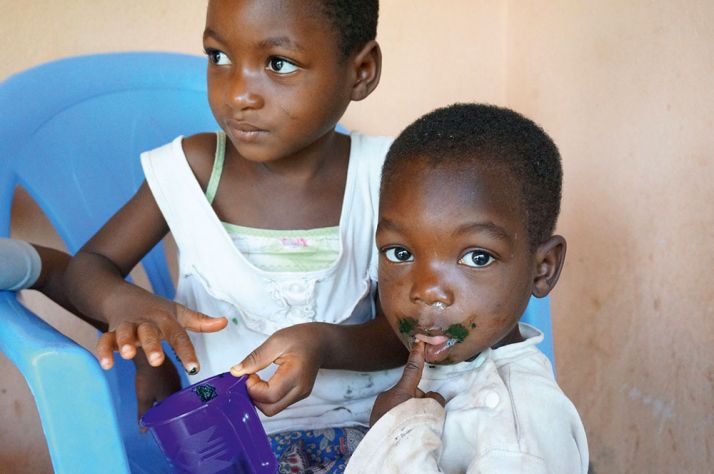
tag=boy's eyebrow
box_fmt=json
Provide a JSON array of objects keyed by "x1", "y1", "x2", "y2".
[
  {"x1": 454, "y1": 222, "x2": 512, "y2": 242},
  {"x1": 376, "y1": 219, "x2": 401, "y2": 234},
  {"x1": 256, "y1": 36, "x2": 305, "y2": 52}
]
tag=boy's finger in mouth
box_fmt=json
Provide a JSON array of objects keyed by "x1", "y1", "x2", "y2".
[{"x1": 414, "y1": 333, "x2": 458, "y2": 363}]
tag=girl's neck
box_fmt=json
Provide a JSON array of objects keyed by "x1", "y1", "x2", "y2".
[{"x1": 240, "y1": 129, "x2": 350, "y2": 183}]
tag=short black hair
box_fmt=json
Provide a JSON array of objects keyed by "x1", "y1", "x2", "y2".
[
  {"x1": 318, "y1": 0, "x2": 379, "y2": 58},
  {"x1": 383, "y1": 103, "x2": 562, "y2": 251}
]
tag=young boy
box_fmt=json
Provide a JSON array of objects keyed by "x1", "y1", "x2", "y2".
[{"x1": 346, "y1": 104, "x2": 589, "y2": 473}]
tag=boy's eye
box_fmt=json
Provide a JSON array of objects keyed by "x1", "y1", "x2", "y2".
[
  {"x1": 384, "y1": 247, "x2": 414, "y2": 263},
  {"x1": 458, "y1": 250, "x2": 495, "y2": 268},
  {"x1": 267, "y1": 57, "x2": 298, "y2": 74},
  {"x1": 206, "y1": 49, "x2": 231, "y2": 66}
]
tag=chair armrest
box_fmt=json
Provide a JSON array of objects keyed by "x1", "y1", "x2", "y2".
[{"x1": 0, "y1": 291, "x2": 131, "y2": 473}]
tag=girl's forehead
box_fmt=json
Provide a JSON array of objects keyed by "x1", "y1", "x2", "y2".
[
  {"x1": 205, "y1": 0, "x2": 339, "y2": 53},
  {"x1": 207, "y1": 0, "x2": 328, "y2": 33}
]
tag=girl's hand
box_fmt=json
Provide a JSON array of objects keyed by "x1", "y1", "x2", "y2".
[
  {"x1": 230, "y1": 323, "x2": 324, "y2": 416},
  {"x1": 370, "y1": 341, "x2": 445, "y2": 426},
  {"x1": 133, "y1": 350, "x2": 181, "y2": 430},
  {"x1": 96, "y1": 301, "x2": 228, "y2": 375}
]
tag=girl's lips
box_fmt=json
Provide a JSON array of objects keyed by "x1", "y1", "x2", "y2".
[{"x1": 226, "y1": 120, "x2": 268, "y2": 143}]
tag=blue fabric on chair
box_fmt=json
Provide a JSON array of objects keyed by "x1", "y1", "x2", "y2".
[
  {"x1": 0, "y1": 52, "x2": 219, "y2": 473},
  {"x1": 0, "y1": 51, "x2": 556, "y2": 473}
]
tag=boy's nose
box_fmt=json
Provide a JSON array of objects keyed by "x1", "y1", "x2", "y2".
[
  {"x1": 227, "y1": 68, "x2": 263, "y2": 110},
  {"x1": 409, "y1": 263, "x2": 454, "y2": 308}
]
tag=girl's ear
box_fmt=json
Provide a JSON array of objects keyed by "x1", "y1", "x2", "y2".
[
  {"x1": 532, "y1": 235, "x2": 567, "y2": 298},
  {"x1": 350, "y1": 40, "x2": 382, "y2": 101}
]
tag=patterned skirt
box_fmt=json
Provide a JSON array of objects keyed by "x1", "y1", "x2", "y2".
[{"x1": 269, "y1": 426, "x2": 368, "y2": 474}]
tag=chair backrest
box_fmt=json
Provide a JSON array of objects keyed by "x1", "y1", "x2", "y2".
[{"x1": 0, "y1": 52, "x2": 220, "y2": 299}]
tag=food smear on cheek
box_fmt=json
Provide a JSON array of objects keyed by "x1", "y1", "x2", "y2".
[
  {"x1": 444, "y1": 324, "x2": 469, "y2": 343},
  {"x1": 398, "y1": 317, "x2": 418, "y2": 336}
]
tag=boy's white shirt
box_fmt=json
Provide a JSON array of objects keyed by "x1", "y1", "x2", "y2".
[
  {"x1": 346, "y1": 323, "x2": 589, "y2": 474},
  {"x1": 141, "y1": 132, "x2": 402, "y2": 434}
]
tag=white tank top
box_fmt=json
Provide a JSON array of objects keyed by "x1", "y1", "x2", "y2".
[{"x1": 141, "y1": 133, "x2": 402, "y2": 433}]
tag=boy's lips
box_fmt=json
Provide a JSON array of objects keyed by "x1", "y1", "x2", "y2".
[{"x1": 414, "y1": 333, "x2": 456, "y2": 363}]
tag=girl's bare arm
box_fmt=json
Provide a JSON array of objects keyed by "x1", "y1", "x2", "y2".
[{"x1": 65, "y1": 182, "x2": 227, "y2": 373}]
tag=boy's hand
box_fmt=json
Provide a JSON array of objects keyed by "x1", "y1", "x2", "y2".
[
  {"x1": 370, "y1": 341, "x2": 445, "y2": 426},
  {"x1": 96, "y1": 302, "x2": 228, "y2": 375},
  {"x1": 134, "y1": 351, "x2": 181, "y2": 430},
  {"x1": 230, "y1": 323, "x2": 324, "y2": 416}
]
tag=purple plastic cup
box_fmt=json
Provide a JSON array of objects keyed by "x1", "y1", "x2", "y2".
[{"x1": 141, "y1": 372, "x2": 277, "y2": 474}]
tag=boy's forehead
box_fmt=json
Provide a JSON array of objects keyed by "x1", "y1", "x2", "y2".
[
  {"x1": 381, "y1": 156, "x2": 526, "y2": 220},
  {"x1": 386, "y1": 154, "x2": 518, "y2": 192}
]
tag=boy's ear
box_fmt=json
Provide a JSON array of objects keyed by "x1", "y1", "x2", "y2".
[
  {"x1": 350, "y1": 40, "x2": 382, "y2": 101},
  {"x1": 532, "y1": 235, "x2": 566, "y2": 298}
]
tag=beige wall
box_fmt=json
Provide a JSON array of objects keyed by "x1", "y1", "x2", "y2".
[{"x1": 2, "y1": 1, "x2": 713, "y2": 473}]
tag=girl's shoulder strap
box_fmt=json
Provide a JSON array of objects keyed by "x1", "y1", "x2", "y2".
[{"x1": 205, "y1": 131, "x2": 226, "y2": 204}]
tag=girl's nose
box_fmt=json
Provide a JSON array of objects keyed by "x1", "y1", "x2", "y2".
[
  {"x1": 409, "y1": 263, "x2": 454, "y2": 308},
  {"x1": 227, "y1": 68, "x2": 263, "y2": 110}
]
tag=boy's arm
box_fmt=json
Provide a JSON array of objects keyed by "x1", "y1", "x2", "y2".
[
  {"x1": 231, "y1": 291, "x2": 408, "y2": 416},
  {"x1": 65, "y1": 182, "x2": 227, "y2": 373},
  {"x1": 346, "y1": 342, "x2": 446, "y2": 473}
]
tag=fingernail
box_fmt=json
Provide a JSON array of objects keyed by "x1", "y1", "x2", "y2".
[
  {"x1": 185, "y1": 364, "x2": 198, "y2": 375},
  {"x1": 121, "y1": 345, "x2": 132, "y2": 356},
  {"x1": 100, "y1": 358, "x2": 111, "y2": 370},
  {"x1": 149, "y1": 352, "x2": 162, "y2": 364},
  {"x1": 230, "y1": 365, "x2": 243, "y2": 376}
]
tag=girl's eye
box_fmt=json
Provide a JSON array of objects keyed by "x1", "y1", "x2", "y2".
[
  {"x1": 459, "y1": 250, "x2": 495, "y2": 268},
  {"x1": 384, "y1": 247, "x2": 414, "y2": 263},
  {"x1": 206, "y1": 49, "x2": 231, "y2": 66},
  {"x1": 267, "y1": 57, "x2": 299, "y2": 74}
]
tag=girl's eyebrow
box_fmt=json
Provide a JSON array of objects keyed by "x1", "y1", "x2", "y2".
[
  {"x1": 256, "y1": 36, "x2": 305, "y2": 52},
  {"x1": 203, "y1": 28, "x2": 223, "y2": 43}
]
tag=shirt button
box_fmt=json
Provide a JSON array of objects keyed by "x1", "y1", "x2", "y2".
[{"x1": 483, "y1": 391, "x2": 500, "y2": 409}]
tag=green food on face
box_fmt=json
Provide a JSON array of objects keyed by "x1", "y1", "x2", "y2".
[
  {"x1": 444, "y1": 324, "x2": 469, "y2": 343},
  {"x1": 398, "y1": 317, "x2": 418, "y2": 335},
  {"x1": 470, "y1": 322, "x2": 477, "y2": 329},
  {"x1": 194, "y1": 383, "x2": 218, "y2": 403},
  {"x1": 231, "y1": 317, "x2": 239, "y2": 325}
]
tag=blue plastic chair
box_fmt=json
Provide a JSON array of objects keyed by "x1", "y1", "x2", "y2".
[
  {"x1": 0, "y1": 51, "x2": 555, "y2": 474},
  {"x1": 0, "y1": 52, "x2": 219, "y2": 473}
]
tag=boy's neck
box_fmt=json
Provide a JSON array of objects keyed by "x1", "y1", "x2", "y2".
[{"x1": 491, "y1": 324, "x2": 524, "y2": 350}]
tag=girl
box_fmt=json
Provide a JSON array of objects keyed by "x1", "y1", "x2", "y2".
[{"x1": 67, "y1": 0, "x2": 404, "y2": 470}]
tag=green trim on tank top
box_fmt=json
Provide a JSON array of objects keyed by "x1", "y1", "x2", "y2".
[
  {"x1": 222, "y1": 222, "x2": 339, "y2": 237},
  {"x1": 205, "y1": 131, "x2": 226, "y2": 205}
]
